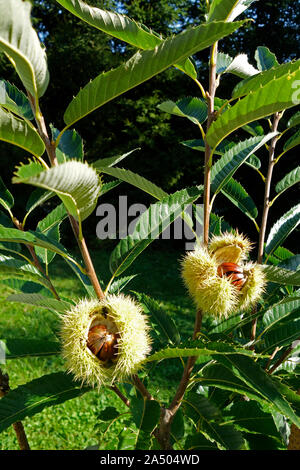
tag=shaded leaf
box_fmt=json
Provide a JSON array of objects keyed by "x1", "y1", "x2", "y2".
[
  {"x1": 51, "y1": 125, "x2": 83, "y2": 162},
  {"x1": 0, "y1": 372, "x2": 90, "y2": 433},
  {"x1": 0, "y1": 79, "x2": 34, "y2": 120},
  {"x1": 6, "y1": 292, "x2": 71, "y2": 313},
  {"x1": 93, "y1": 148, "x2": 139, "y2": 170},
  {"x1": 216, "y1": 354, "x2": 300, "y2": 427},
  {"x1": 275, "y1": 167, "x2": 300, "y2": 196},
  {"x1": 133, "y1": 291, "x2": 180, "y2": 345},
  {"x1": 221, "y1": 177, "x2": 258, "y2": 220},
  {"x1": 255, "y1": 46, "x2": 279, "y2": 71},
  {"x1": 0, "y1": 176, "x2": 14, "y2": 212},
  {"x1": 158, "y1": 97, "x2": 207, "y2": 125},
  {"x1": 2, "y1": 338, "x2": 61, "y2": 359}
]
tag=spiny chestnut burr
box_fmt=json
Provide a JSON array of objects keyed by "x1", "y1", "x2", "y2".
[
  {"x1": 217, "y1": 262, "x2": 247, "y2": 290},
  {"x1": 60, "y1": 295, "x2": 151, "y2": 388},
  {"x1": 87, "y1": 324, "x2": 119, "y2": 362},
  {"x1": 181, "y1": 232, "x2": 266, "y2": 319}
]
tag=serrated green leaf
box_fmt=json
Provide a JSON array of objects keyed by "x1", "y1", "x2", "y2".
[
  {"x1": 221, "y1": 177, "x2": 258, "y2": 220},
  {"x1": 158, "y1": 97, "x2": 208, "y2": 125},
  {"x1": 0, "y1": 0, "x2": 49, "y2": 99},
  {"x1": 0, "y1": 254, "x2": 52, "y2": 291},
  {"x1": 273, "y1": 246, "x2": 295, "y2": 262},
  {"x1": 255, "y1": 46, "x2": 279, "y2": 71},
  {"x1": 13, "y1": 161, "x2": 102, "y2": 222},
  {"x1": 283, "y1": 128, "x2": 300, "y2": 152},
  {"x1": 265, "y1": 204, "x2": 300, "y2": 258},
  {"x1": 133, "y1": 291, "x2": 180, "y2": 345},
  {"x1": 183, "y1": 389, "x2": 245, "y2": 449},
  {"x1": 0, "y1": 107, "x2": 45, "y2": 156},
  {"x1": 0, "y1": 372, "x2": 90, "y2": 433},
  {"x1": 275, "y1": 167, "x2": 300, "y2": 196},
  {"x1": 202, "y1": 421, "x2": 245, "y2": 450},
  {"x1": 261, "y1": 264, "x2": 300, "y2": 286},
  {"x1": 207, "y1": 64, "x2": 300, "y2": 149},
  {"x1": 211, "y1": 133, "x2": 276, "y2": 194},
  {"x1": 99, "y1": 180, "x2": 121, "y2": 197},
  {"x1": 0, "y1": 79, "x2": 34, "y2": 120},
  {"x1": 93, "y1": 148, "x2": 139, "y2": 170},
  {"x1": 262, "y1": 319, "x2": 300, "y2": 353},
  {"x1": 144, "y1": 339, "x2": 258, "y2": 363},
  {"x1": 56, "y1": 0, "x2": 196, "y2": 79},
  {"x1": 225, "y1": 401, "x2": 280, "y2": 437},
  {"x1": 216, "y1": 354, "x2": 300, "y2": 427},
  {"x1": 98, "y1": 166, "x2": 167, "y2": 200},
  {"x1": 109, "y1": 186, "x2": 203, "y2": 277},
  {"x1": 260, "y1": 298, "x2": 300, "y2": 337},
  {"x1": 1, "y1": 278, "x2": 52, "y2": 297},
  {"x1": 25, "y1": 188, "x2": 54, "y2": 215},
  {"x1": 2, "y1": 338, "x2": 61, "y2": 359},
  {"x1": 182, "y1": 392, "x2": 221, "y2": 423},
  {"x1": 232, "y1": 60, "x2": 300, "y2": 99},
  {"x1": 6, "y1": 292, "x2": 71, "y2": 313},
  {"x1": 37, "y1": 204, "x2": 68, "y2": 234},
  {"x1": 200, "y1": 363, "x2": 266, "y2": 402},
  {"x1": 63, "y1": 20, "x2": 246, "y2": 127},
  {"x1": 207, "y1": 0, "x2": 256, "y2": 22},
  {"x1": 242, "y1": 120, "x2": 264, "y2": 137}
]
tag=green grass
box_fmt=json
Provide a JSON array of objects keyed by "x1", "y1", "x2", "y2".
[{"x1": 0, "y1": 244, "x2": 195, "y2": 450}]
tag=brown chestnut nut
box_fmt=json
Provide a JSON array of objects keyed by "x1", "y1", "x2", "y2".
[
  {"x1": 217, "y1": 262, "x2": 247, "y2": 290},
  {"x1": 87, "y1": 324, "x2": 119, "y2": 362}
]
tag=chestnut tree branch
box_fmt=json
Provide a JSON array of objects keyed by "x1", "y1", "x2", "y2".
[
  {"x1": 267, "y1": 338, "x2": 300, "y2": 375},
  {"x1": 251, "y1": 112, "x2": 282, "y2": 343},
  {"x1": 203, "y1": 41, "x2": 218, "y2": 245},
  {"x1": 27, "y1": 92, "x2": 105, "y2": 301},
  {"x1": 110, "y1": 385, "x2": 130, "y2": 407}
]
